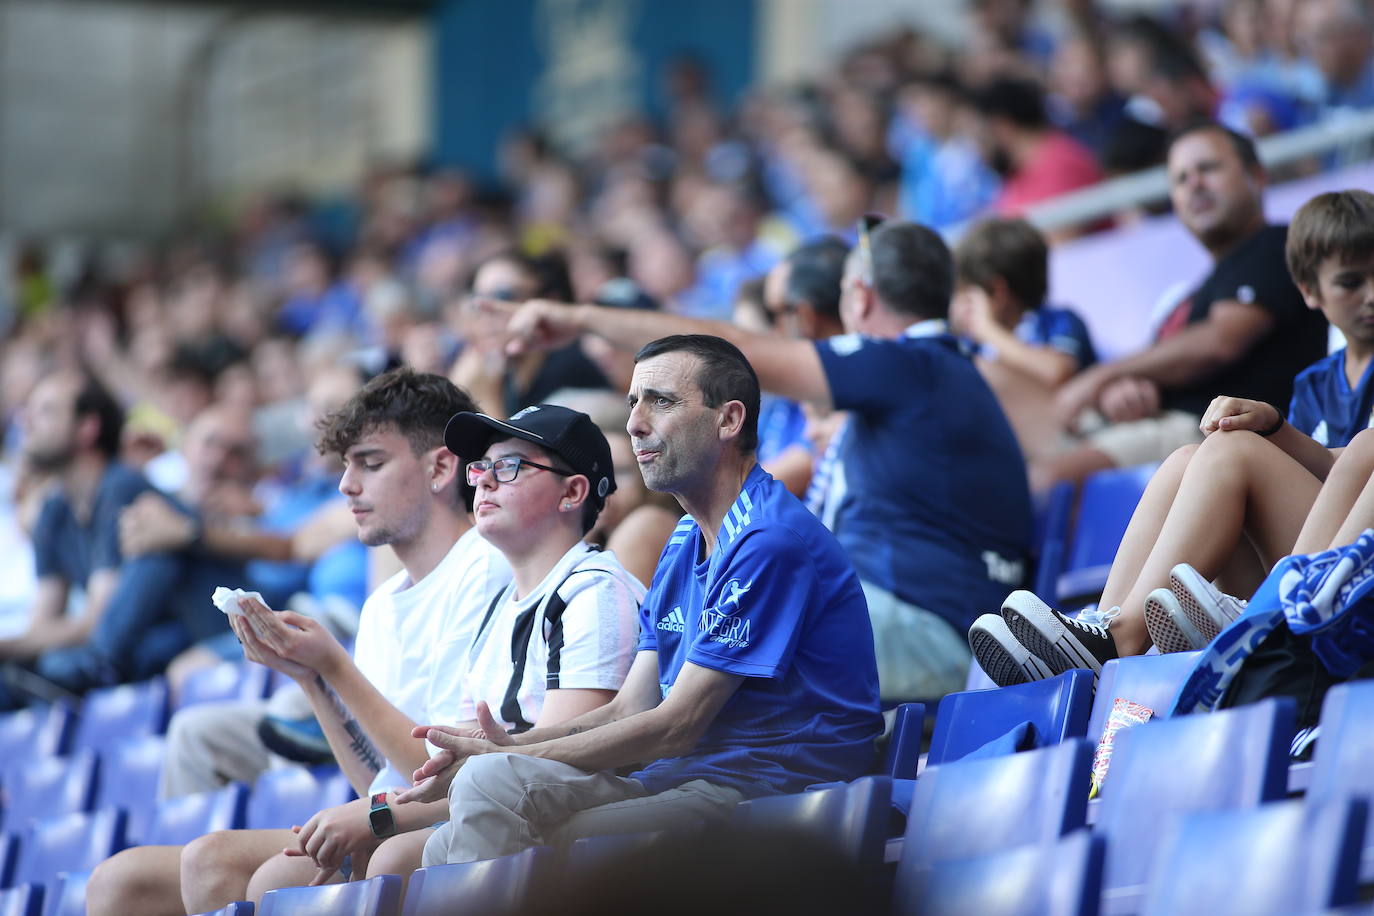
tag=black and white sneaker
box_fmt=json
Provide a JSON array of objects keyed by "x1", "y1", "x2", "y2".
[
  {"x1": 968, "y1": 614, "x2": 1058, "y2": 687},
  {"x1": 1000, "y1": 590, "x2": 1119, "y2": 677}
]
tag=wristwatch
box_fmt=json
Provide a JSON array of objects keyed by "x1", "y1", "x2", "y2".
[{"x1": 368, "y1": 792, "x2": 396, "y2": 838}]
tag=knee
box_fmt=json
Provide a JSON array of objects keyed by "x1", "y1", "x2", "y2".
[
  {"x1": 1193, "y1": 428, "x2": 1266, "y2": 468},
  {"x1": 365, "y1": 833, "x2": 424, "y2": 880},
  {"x1": 181, "y1": 830, "x2": 241, "y2": 903},
  {"x1": 1162, "y1": 442, "x2": 1200, "y2": 473},
  {"x1": 1338, "y1": 428, "x2": 1374, "y2": 469},
  {"x1": 245, "y1": 851, "x2": 309, "y2": 905},
  {"x1": 452, "y1": 752, "x2": 522, "y2": 802},
  {"x1": 87, "y1": 848, "x2": 163, "y2": 916}
]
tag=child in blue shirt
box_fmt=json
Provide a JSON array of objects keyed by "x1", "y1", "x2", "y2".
[{"x1": 971, "y1": 189, "x2": 1374, "y2": 684}]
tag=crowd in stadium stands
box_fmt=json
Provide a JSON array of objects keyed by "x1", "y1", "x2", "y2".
[{"x1": 0, "y1": 0, "x2": 1371, "y2": 911}]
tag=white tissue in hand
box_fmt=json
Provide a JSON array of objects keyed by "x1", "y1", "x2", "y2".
[{"x1": 211, "y1": 587, "x2": 266, "y2": 617}]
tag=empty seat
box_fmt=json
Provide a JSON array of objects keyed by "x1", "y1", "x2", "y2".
[
  {"x1": 1057, "y1": 463, "x2": 1159, "y2": 604},
  {"x1": 565, "y1": 833, "x2": 663, "y2": 872},
  {"x1": 883, "y1": 703, "x2": 925, "y2": 780},
  {"x1": 904, "y1": 740, "x2": 1091, "y2": 867},
  {"x1": 1141, "y1": 798, "x2": 1366, "y2": 916},
  {"x1": 1308, "y1": 680, "x2": 1374, "y2": 803},
  {"x1": 188, "y1": 904, "x2": 254, "y2": 916},
  {"x1": 175, "y1": 662, "x2": 273, "y2": 711},
  {"x1": 246, "y1": 767, "x2": 353, "y2": 831},
  {"x1": 259, "y1": 874, "x2": 400, "y2": 916},
  {"x1": 0, "y1": 883, "x2": 42, "y2": 916},
  {"x1": 145, "y1": 785, "x2": 247, "y2": 847},
  {"x1": 39, "y1": 870, "x2": 88, "y2": 916},
  {"x1": 401, "y1": 847, "x2": 551, "y2": 916},
  {"x1": 13, "y1": 810, "x2": 123, "y2": 890},
  {"x1": 0, "y1": 749, "x2": 98, "y2": 835},
  {"x1": 1095, "y1": 697, "x2": 1296, "y2": 911},
  {"x1": 1033, "y1": 480, "x2": 1076, "y2": 599},
  {"x1": 927, "y1": 669, "x2": 1093, "y2": 765},
  {"x1": 735, "y1": 776, "x2": 891, "y2": 866},
  {"x1": 0, "y1": 705, "x2": 72, "y2": 761},
  {"x1": 895, "y1": 830, "x2": 1103, "y2": 916},
  {"x1": 95, "y1": 735, "x2": 166, "y2": 843},
  {"x1": 70, "y1": 679, "x2": 168, "y2": 755}
]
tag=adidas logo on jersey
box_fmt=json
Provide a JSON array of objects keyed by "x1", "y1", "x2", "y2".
[{"x1": 657, "y1": 607, "x2": 686, "y2": 633}]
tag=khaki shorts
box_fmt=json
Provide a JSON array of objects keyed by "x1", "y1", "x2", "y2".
[{"x1": 1085, "y1": 410, "x2": 1203, "y2": 469}]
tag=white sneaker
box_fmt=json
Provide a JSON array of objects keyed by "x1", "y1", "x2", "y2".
[
  {"x1": 1168, "y1": 563, "x2": 1247, "y2": 645},
  {"x1": 968, "y1": 613, "x2": 1057, "y2": 687},
  {"x1": 1144, "y1": 586, "x2": 1204, "y2": 653}
]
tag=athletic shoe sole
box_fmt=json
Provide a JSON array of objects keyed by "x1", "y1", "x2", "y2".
[
  {"x1": 1144, "y1": 587, "x2": 1203, "y2": 653},
  {"x1": 1169, "y1": 564, "x2": 1241, "y2": 645},
  {"x1": 1000, "y1": 590, "x2": 1106, "y2": 675},
  {"x1": 968, "y1": 614, "x2": 1056, "y2": 687}
]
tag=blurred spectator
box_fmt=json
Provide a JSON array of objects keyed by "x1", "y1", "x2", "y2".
[
  {"x1": 1296, "y1": 0, "x2": 1374, "y2": 117},
  {"x1": 893, "y1": 71, "x2": 1001, "y2": 230}
]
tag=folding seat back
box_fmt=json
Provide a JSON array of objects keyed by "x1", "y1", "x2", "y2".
[
  {"x1": 176, "y1": 662, "x2": 273, "y2": 711},
  {"x1": 39, "y1": 870, "x2": 88, "y2": 916},
  {"x1": 14, "y1": 810, "x2": 124, "y2": 889},
  {"x1": 401, "y1": 847, "x2": 552, "y2": 916},
  {"x1": 259, "y1": 874, "x2": 400, "y2": 916},
  {"x1": 0, "y1": 883, "x2": 41, "y2": 916},
  {"x1": 735, "y1": 776, "x2": 892, "y2": 866},
  {"x1": 71, "y1": 680, "x2": 168, "y2": 754},
  {"x1": 928, "y1": 669, "x2": 1093, "y2": 765},
  {"x1": 904, "y1": 740, "x2": 1092, "y2": 867},
  {"x1": 1087, "y1": 652, "x2": 1202, "y2": 741},
  {"x1": 1308, "y1": 680, "x2": 1374, "y2": 803},
  {"x1": 0, "y1": 705, "x2": 72, "y2": 761},
  {"x1": 1095, "y1": 697, "x2": 1295, "y2": 900},
  {"x1": 883, "y1": 702, "x2": 926, "y2": 779},
  {"x1": 1, "y1": 749, "x2": 98, "y2": 835},
  {"x1": 1141, "y1": 798, "x2": 1366, "y2": 916},
  {"x1": 1058, "y1": 463, "x2": 1158, "y2": 604},
  {"x1": 95, "y1": 735, "x2": 166, "y2": 843},
  {"x1": 247, "y1": 767, "x2": 352, "y2": 831},
  {"x1": 145, "y1": 785, "x2": 247, "y2": 847},
  {"x1": 894, "y1": 830, "x2": 1103, "y2": 916}
]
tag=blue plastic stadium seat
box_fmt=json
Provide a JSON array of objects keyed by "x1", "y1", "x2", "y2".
[
  {"x1": 1308, "y1": 680, "x2": 1374, "y2": 803},
  {"x1": 39, "y1": 870, "x2": 88, "y2": 916},
  {"x1": 883, "y1": 703, "x2": 925, "y2": 780},
  {"x1": 566, "y1": 832, "x2": 663, "y2": 871},
  {"x1": 70, "y1": 679, "x2": 168, "y2": 754},
  {"x1": 1034, "y1": 480, "x2": 1076, "y2": 599},
  {"x1": 144, "y1": 785, "x2": 247, "y2": 847},
  {"x1": 175, "y1": 662, "x2": 273, "y2": 711},
  {"x1": 1095, "y1": 697, "x2": 1296, "y2": 911},
  {"x1": 189, "y1": 904, "x2": 254, "y2": 916},
  {"x1": 927, "y1": 669, "x2": 1093, "y2": 765},
  {"x1": 903, "y1": 740, "x2": 1091, "y2": 867},
  {"x1": 1087, "y1": 652, "x2": 1202, "y2": 741},
  {"x1": 1141, "y1": 798, "x2": 1366, "y2": 916},
  {"x1": 735, "y1": 776, "x2": 891, "y2": 866},
  {"x1": 894, "y1": 830, "x2": 1103, "y2": 916},
  {"x1": 0, "y1": 705, "x2": 73, "y2": 761},
  {"x1": 0, "y1": 883, "x2": 42, "y2": 916},
  {"x1": 95, "y1": 735, "x2": 166, "y2": 843},
  {"x1": 246, "y1": 767, "x2": 354, "y2": 831},
  {"x1": 13, "y1": 809, "x2": 123, "y2": 890},
  {"x1": 0, "y1": 749, "x2": 99, "y2": 835},
  {"x1": 259, "y1": 874, "x2": 401, "y2": 916},
  {"x1": 401, "y1": 847, "x2": 551, "y2": 916},
  {"x1": 1056, "y1": 463, "x2": 1159, "y2": 604}
]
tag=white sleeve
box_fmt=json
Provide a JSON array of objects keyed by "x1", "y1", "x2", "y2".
[
  {"x1": 547, "y1": 566, "x2": 644, "y2": 692},
  {"x1": 423, "y1": 544, "x2": 510, "y2": 724}
]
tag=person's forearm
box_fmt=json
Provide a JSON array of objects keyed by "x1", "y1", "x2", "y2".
[
  {"x1": 390, "y1": 796, "x2": 449, "y2": 833},
  {"x1": 300, "y1": 673, "x2": 388, "y2": 796},
  {"x1": 569, "y1": 303, "x2": 735, "y2": 355},
  {"x1": 1268, "y1": 425, "x2": 1338, "y2": 480},
  {"x1": 506, "y1": 703, "x2": 695, "y2": 773},
  {"x1": 0, "y1": 615, "x2": 94, "y2": 659},
  {"x1": 985, "y1": 332, "x2": 1078, "y2": 389},
  {"x1": 501, "y1": 694, "x2": 635, "y2": 747},
  {"x1": 202, "y1": 526, "x2": 295, "y2": 562},
  {"x1": 1108, "y1": 322, "x2": 1257, "y2": 389},
  {"x1": 315, "y1": 658, "x2": 431, "y2": 776}
]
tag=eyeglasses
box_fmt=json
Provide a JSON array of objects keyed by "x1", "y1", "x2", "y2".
[
  {"x1": 856, "y1": 213, "x2": 886, "y2": 286},
  {"x1": 466, "y1": 456, "x2": 573, "y2": 486}
]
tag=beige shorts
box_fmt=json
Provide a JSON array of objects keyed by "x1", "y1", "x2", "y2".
[{"x1": 1085, "y1": 409, "x2": 1204, "y2": 468}]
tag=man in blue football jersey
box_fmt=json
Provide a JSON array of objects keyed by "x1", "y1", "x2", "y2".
[
  {"x1": 399, "y1": 334, "x2": 882, "y2": 866},
  {"x1": 486, "y1": 220, "x2": 1032, "y2": 701}
]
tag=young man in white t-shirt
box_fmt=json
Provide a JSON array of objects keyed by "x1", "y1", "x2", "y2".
[{"x1": 87, "y1": 368, "x2": 511, "y2": 915}]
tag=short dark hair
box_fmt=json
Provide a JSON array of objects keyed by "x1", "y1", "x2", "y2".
[
  {"x1": 632, "y1": 335, "x2": 761, "y2": 454},
  {"x1": 317, "y1": 367, "x2": 477, "y2": 459},
  {"x1": 1286, "y1": 189, "x2": 1374, "y2": 291},
  {"x1": 75, "y1": 373, "x2": 124, "y2": 459},
  {"x1": 785, "y1": 236, "x2": 850, "y2": 322},
  {"x1": 472, "y1": 250, "x2": 574, "y2": 302},
  {"x1": 971, "y1": 77, "x2": 1049, "y2": 130},
  {"x1": 869, "y1": 221, "x2": 955, "y2": 320},
  {"x1": 954, "y1": 217, "x2": 1049, "y2": 309},
  {"x1": 1168, "y1": 120, "x2": 1261, "y2": 172}
]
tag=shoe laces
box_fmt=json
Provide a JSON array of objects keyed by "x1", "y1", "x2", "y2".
[{"x1": 1067, "y1": 605, "x2": 1120, "y2": 636}]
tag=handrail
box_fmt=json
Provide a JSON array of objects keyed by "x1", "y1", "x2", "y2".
[{"x1": 1025, "y1": 108, "x2": 1374, "y2": 233}]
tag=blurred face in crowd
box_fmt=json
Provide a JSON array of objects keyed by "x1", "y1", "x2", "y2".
[
  {"x1": 1296, "y1": 0, "x2": 1373, "y2": 86},
  {"x1": 626, "y1": 351, "x2": 723, "y2": 494},
  {"x1": 22, "y1": 373, "x2": 82, "y2": 471},
  {"x1": 1051, "y1": 36, "x2": 1109, "y2": 113},
  {"x1": 472, "y1": 257, "x2": 538, "y2": 303},
  {"x1": 1167, "y1": 129, "x2": 1264, "y2": 254},
  {"x1": 183, "y1": 406, "x2": 257, "y2": 491},
  {"x1": 338, "y1": 424, "x2": 435, "y2": 548}
]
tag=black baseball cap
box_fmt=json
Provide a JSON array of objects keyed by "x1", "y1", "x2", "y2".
[{"x1": 443, "y1": 404, "x2": 617, "y2": 508}]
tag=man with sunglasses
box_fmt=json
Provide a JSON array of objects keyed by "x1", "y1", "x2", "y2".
[{"x1": 490, "y1": 219, "x2": 1031, "y2": 702}]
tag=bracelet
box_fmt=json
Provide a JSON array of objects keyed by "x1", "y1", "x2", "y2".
[{"x1": 1258, "y1": 408, "x2": 1285, "y2": 437}]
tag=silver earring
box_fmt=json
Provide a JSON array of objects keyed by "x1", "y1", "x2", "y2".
[
  {"x1": 563, "y1": 502, "x2": 571, "y2": 510},
  {"x1": 432, "y1": 484, "x2": 439, "y2": 493}
]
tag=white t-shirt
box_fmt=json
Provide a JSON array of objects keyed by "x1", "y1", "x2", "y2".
[
  {"x1": 352, "y1": 526, "x2": 511, "y2": 791},
  {"x1": 456, "y1": 541, "x2": 644, "y2": 734}
]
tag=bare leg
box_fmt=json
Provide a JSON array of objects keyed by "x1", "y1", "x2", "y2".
[
  {"x1": 1098, "y1": 444, "x2": 1198, "y2": 611},
  {"x1": 246, "y1": 849, "x2": 345, "y2": 907},
  {"x1": 1114, "y1": 432, "x2": 1321, "y2": 654},
  {"x1": 181, "y1": 828, "x2": 295, "y2": 913},
  {"x1": 1029, "y1": 443, "x2": 1117, "y2": 494},
  {"x1": 1293, "y1": 428, "x2": 1374, "y2": 553},
  {"x1": 365, "y1": 828, "x2": 436, "y2": 898},
  {"x1": 87, "y1": 845, "x2": 185, "y2": 916}
]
